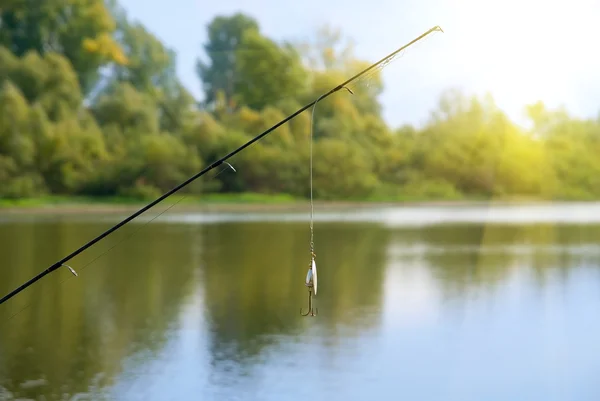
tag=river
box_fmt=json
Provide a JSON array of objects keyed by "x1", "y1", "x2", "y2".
[{"x1": 1, "y1": 203, "x2": 600, "y2": 400}]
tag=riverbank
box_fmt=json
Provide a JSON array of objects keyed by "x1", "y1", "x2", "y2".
[
  {"x1": 0, "y1": 193, "x2": 303, "y2": 214},
  {"x1": 0, "y1": 193, "x2": 590, "y2": 215}
]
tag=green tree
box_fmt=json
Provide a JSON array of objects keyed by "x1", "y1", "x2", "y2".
[
  {"x1": 0, "y1": 0, "x2": 128, "y2": 93},
  {"x1": 312, "y1": 138, "x2": 379, "y2": 199},
  {"x1": 233, "y1": 30, "x2": 308, "y2": 110},
  {"x1": 92, "y1": 82, "x2": 159, "y2": 136},
  {"x1": 196, "y1": 13, "x2": 259, "y2": 109},
  {"x1": 0, "y1": 46, "x2": 83, "y2": 121},
  {"x1": 0, "y1": 81, "x2": 46, "y2": 197}
]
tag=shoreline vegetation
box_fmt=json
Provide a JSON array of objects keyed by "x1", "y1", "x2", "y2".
[
  {"x1": 1, "y1": 193, "x2": 596, "y2": 215},
  {"x1": 2, "y1": 6, "x2": 600, "y2": 209}
]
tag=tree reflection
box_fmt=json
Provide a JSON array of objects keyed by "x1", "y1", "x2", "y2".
[
  {"x1": 0, "y1": 219, "x2": 200, "y2": 399},
  {"x1": 199, "y1": 221, "x2": 390, "y2": 365}
]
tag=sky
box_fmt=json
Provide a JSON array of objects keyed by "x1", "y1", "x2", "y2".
[{"x1": 118, "y1": 0, "x2": 600, "y2": 129}]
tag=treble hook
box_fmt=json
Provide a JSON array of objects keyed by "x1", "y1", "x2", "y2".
[
  {"x1": 300, "y1": 287, "x2": 317, "y2": 316},
  {"x1": 301, "y1": 260, "x2": 317, "y2": 317}
]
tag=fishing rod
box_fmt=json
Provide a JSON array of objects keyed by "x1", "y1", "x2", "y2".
[{"x1": 0, "y1": 25, "x2": 443, "y2": 306}]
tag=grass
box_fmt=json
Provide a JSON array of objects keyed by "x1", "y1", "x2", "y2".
[
  {"x1": 0, "y1": 191, "x2": 568, "y2": 213},
  {"x1": 0, "y1": 192, "x2": 302, "y2": 210},
  {"x1": 4, "y1": 176, "x2": 591, "y2": 212}
]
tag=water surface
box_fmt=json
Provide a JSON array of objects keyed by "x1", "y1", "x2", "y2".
[{"x1": 1, "y1": 203, "x2": 600, "y2": 400}]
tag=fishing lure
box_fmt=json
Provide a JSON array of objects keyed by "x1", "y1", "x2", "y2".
[{"x1": 301, "y1": 254, "x2": 317, "y2": 316}]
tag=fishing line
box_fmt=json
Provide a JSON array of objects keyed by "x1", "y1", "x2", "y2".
[
  {"x1": 308, "y1": 94, "x2": 324, "y2": 260},
  {"x1": 0, "y1": 163, "x2": 236, "y2": 324},
  {"x1": 0, "y1": 25, "x2": 443, "y2": 307},
  {"x1": 306, "y1": 89, "x2": 353, "y2": 274}
]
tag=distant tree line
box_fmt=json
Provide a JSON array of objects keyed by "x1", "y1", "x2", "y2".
[{"x1": 0, "y1": 1, "x2": 599, "y2": 200}]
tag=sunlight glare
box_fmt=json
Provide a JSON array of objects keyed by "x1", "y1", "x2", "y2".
[{"x1": 450, "y1": 0, "x2": 597, "y2": 121}]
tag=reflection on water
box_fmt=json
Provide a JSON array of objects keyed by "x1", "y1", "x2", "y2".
[{"x1": 1, "y1": 204, "x2": 600, "y2": 400}]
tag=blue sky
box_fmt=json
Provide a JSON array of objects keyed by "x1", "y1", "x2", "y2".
[{"x1": 119, "y1": 0, "x2": 599, "y2": 129}]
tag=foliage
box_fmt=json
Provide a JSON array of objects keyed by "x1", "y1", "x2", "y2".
[
  {"x1": 0, "y1": 7, "x2": 598, "y2": 202},
  {"x1": 0, "y1": 0, "x2": 128, "y2": 93},
  {"x1": 233, "y1": 30, "x2": 308, "y2": 110},
  {"x1": 196, "y1": 13, "x2": 260, "y2": 109}
]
